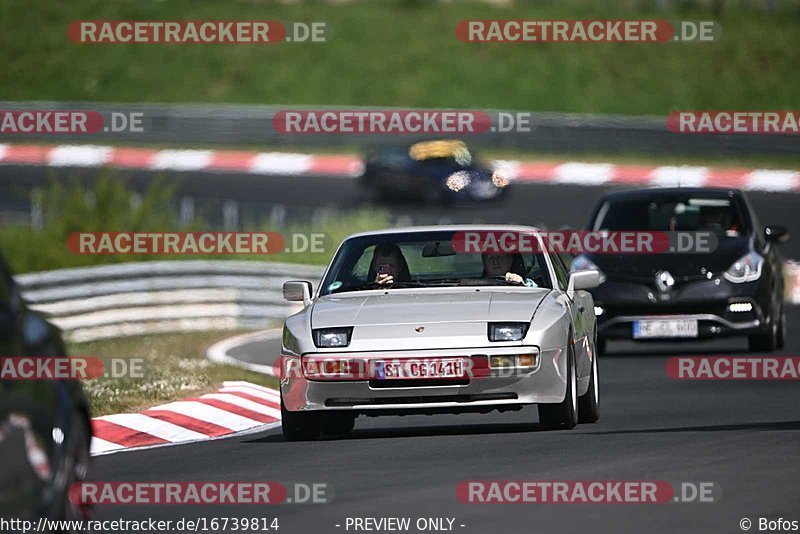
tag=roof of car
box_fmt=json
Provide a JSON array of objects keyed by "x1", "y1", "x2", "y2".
[
  {"x1": 598, "y1": 187, "x2": 743, "y2": 201},
  {"x1": 345, "y1": 225, "x2": 543, "y2": 240}
]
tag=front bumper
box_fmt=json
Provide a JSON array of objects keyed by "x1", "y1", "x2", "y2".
[
  {"x1": 280, "y1": 346, "x2": 566, "y2": 413},
  {"x1": 593, "y1": 276, "x2": 769, "y2": 341}
]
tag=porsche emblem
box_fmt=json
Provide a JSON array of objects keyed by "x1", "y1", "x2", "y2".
[{"x1": 414, "y1": 326, "x2": 425, "y2": 333}]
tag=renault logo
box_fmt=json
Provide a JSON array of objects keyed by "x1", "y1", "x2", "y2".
[
  {"x1": 415, "y1": 326, "x2": 425, "y2": 333},
  {"x1": 655, "y1": 270, "x2": 675, "y2": 293}
]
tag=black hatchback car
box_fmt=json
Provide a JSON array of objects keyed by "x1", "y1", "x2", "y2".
[
  {"x1": 359, "y1": 139, "x2": 510, "y2": 204},
  {"x1": 571, "y1": 188, "x2": 789, "y2": 353},
  {"x1": 0, "y1": 253, "x2": 92, "y2": 524}
]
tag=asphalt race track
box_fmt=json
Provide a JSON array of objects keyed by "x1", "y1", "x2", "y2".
[
  {"x1": 88, "y1": 309, "x2": 800, "y2": 534},
  {"x1": 1, "y1": 164, "x2": 799, "y2": 259},
  {"x1": 4, "y1": 164, "x2": 798, "y2": 532}
]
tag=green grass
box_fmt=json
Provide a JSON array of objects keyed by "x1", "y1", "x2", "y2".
[
  {"x1": 1, "y1": 0, "x2": 799, "y2": 114},
  {"x1": 69, "y1": 331, "x2": 279, "y2": 416},
  {"x1": 0, "y1": 175, "x2": 393, "y2": 273}
]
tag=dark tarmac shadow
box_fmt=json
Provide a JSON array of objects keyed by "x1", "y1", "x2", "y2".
[{"x1": 577, "y1": 420, "x2": 800, "y2": 435}]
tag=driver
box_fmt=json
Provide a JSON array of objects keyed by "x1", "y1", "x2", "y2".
[
  {"x1": 371, "y1": 243, "x2": 410, "y2": 286},
  {"x1": 482, "y1": 252, "x2": 537, "y2": 287}
]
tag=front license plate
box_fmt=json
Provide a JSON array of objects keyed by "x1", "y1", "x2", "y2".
[
  {"x1": 633, "y1": 319, "x2": 698, "y2": 339},
  {"x1": 375, "y1": 359, "x2": 466, "y2": 380}
]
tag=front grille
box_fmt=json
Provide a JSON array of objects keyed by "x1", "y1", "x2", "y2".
[
  {"x1": 325, "y1": 392, "x2": 517, "y2": 407},
  {"x1": 369, "y1": 378, "x2": 470, "y2": 388}
]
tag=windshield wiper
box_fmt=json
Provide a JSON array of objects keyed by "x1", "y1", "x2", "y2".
[{"x1": 388, "y1": 281, "x2": 429, "y2": 288}]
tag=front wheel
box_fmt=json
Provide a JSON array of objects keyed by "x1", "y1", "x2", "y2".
[
  {"x1": 748, "y1": 307, "x2": 779, "y2": 352},
  {"x1": 281, "y1": 398, "x2": 322, "y2": 441},
  {"x1": 538, "y1": 340, "x2": 578, "y2": 430},
  {"x1": 578, "y1": 345, "x2": 600, "y2": 424},
  {"x1": 776, "y1": 306, "x2": 786, "y2": 350}
]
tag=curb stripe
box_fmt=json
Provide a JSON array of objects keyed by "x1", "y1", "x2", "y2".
[
  {"x1": 189, "y1": 397, "x2": 278, "y2": 424},
  {"x1": 145, "y1": 400, "x2": 265, "y2": 431},
  {"x1": 96, "y1": 413, "x2": 207, "y2": 443},
  {"x1": 2, "y1": 142, "x2": 798, "y2": 193},
  {"x1": 199, "y1": 392, "x2": 281, "y2": 416},
  {"x1": 218, "y1": 388, "x2": 281, "y2": 407},
  {"x1": 91, "y1": 419, "x2": 169, "y2": 448},
  {"x1": 141, "y1": 409, "x2": 233, "y2": 437},
  {"x1": 89, "y1": 382, "x2": 281, "y2": 456},
  {"x1": 222, "y1": 380, "x2": 280, "y2": 395}
]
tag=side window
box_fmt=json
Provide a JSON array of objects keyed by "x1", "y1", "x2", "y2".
[{"x1": 550, "y1": 254, "x2": 569, "y2": 291}]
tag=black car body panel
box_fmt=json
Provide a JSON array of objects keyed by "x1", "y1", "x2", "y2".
[{"x1": 0, "y1": 253, "x2": 91, "y2": 521}]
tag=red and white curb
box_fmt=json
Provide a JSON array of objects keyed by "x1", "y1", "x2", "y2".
[
  {"x1": 90, "y1": 381, "x2": 280, "y2": 456},
  {"x1": 1, "y1": 142, "x2": 799, "y2": 193}
]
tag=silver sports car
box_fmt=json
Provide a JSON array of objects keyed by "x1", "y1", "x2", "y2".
[{"x1": 279, "y1": 226, "x2": 601, "y2": 440}]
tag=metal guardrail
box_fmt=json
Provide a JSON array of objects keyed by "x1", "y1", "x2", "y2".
[
  {"x1": 11, "y1": 258, "x2": 799, "y2": 344},
  {"x1": 14, "y1": 260, "x2": 325, "y2": 343},
  {"x1": 1, "y1": 101, "x2": 798, "y2": 156}
]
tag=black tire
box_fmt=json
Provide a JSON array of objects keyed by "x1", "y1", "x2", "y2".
[
  {"x1": 748, "y1": 307, "x2": 779, "y2": 352},
  {"x1": 281, "y1": 398, "x2": 322, "y2": 441},
  {"x1": 322, "y1": 412, "x2": 356, "y2": 436},
  {"x1": 776, "y1": 306, "x2": 786, "y2": 350},
  {"x1": 538, "y1": 338, "x2": 578, "y2": 430},
  {"x1": 53, "y1": 410, "x2": 91, "y2": 531},
  {"x1": 578, "y1": 340, "x2": 600, "y2": 424}
]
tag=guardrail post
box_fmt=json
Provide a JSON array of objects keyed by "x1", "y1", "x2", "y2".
[
  {"x1": 223, "y1": 199, "x2": 239, "y2": 230},
  {"x1": 180, "y1": 197, "x2": 195, "y2": 227},
  {"x1": 270, "y1": 204, "x2": 287, "y2": 228},
  {"x1": 30, "y1": 188, "x2": 43, "y2": 231}
]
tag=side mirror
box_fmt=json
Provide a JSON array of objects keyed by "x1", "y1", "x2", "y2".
[
  {"x1": 283, "y1": 281, "x2": 312, "y2": 306},
  {"x1": 764, "y1": 225, "x2": 789, "y2": 244},
  {"x1": 568, "y1": 270, "x2": 600, "y2": 296}
]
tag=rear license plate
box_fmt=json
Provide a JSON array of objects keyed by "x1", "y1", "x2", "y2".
[
  {"x1": 374, "y1": 359, "x2": 466, "y2": 380},
  {"x1": 633, "y1": 319, "x2": 698, "y2": 339}
]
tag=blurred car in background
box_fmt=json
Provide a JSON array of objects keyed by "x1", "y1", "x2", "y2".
[
  {"x1": 0, "y1": 252, "x2": 92, "y2": 524},
  {"x1": 359, "y1": 139, "x2": 510, "y2": 204},
  {"x1": 571, "y1": 188, "x2": 789, "y2": 353}
]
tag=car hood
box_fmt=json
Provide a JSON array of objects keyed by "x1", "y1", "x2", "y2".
[
  {"x1": 312, "y1": 288, "x2": 549, "y2": 327},
  {"x1": 310, "y1": 288, "x2": 550, "y2": 351},
  {"x1": 587, "y1": 236, "x2": 752, "y2": 280}
]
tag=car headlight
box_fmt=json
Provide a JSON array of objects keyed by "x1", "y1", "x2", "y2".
[
  {"x1": 491, "y1": 170, "x2": 510, "y2": 188},
  {"x1": 446, "y1": 171, "x2": 471, "y2": 192},
  {"x1": 488, "y1": 323, "x2": 530, "y2": 342},
  {"x1": 570, "y1": 255, "x2": 606, "y2": 284},
  {"x1": 724, "y1": 252, "x2": 763, "y2": 283},
  {"x1": 313, "y1": 327, "x2": 353, "y2": 348}
]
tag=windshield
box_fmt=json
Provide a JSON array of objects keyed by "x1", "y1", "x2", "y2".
[
  {"x1": 319, "y1": 231, "x2": 553, "y2": 296},
  {"x1": 592, "y1": 195, "x2": 748, "y2": 236}
]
